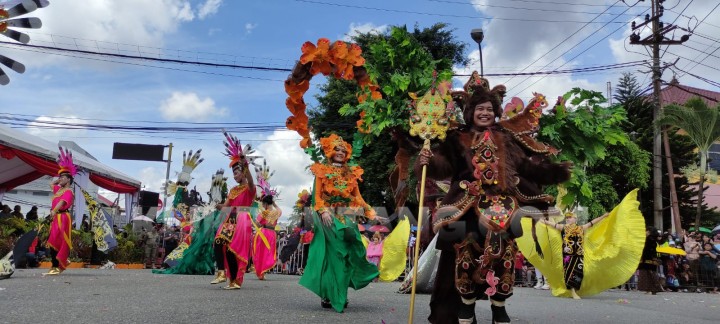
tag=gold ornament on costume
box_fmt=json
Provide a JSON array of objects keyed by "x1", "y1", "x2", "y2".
[{"x1": 409, "y1": 72, "x2": 451, "y2": 142}]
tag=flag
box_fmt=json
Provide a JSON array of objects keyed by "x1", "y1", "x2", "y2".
[{"x1": 80, "y1": 188, "x2": 118, "y2": 252}]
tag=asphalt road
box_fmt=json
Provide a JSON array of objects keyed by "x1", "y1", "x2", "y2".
[{"x1": 0, "y1": 269, "x2": 718, "y2": 323}]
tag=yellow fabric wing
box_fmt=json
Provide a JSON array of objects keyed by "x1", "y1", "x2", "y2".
[
  {"x1": 378, "y1": 218, "x2": 410, "y2": 282},
  {"x1": 361, "y1": 234, "x2": 369, "y2": 249},
  {"x1": 517, "y1": 189, "x2": 645, "y2": 298}
]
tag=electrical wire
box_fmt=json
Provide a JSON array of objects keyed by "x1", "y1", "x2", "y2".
[
  {"x1": 294, "y1": 0, "x2": 629, "y2": 24},
  {"x1": 428, "y1": 0, "x2": 638, "y2": 16}
]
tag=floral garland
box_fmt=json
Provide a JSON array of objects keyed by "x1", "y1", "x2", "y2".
[{"x1": 284, "y1": 38, "x2": 381, "y2": 151}]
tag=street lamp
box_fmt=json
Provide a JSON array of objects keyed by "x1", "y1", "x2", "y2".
[{"x1": 471, "y1": 28, "x2": 484, "y2": 77}]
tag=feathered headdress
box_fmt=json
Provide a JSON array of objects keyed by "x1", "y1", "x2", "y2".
[
  {"x1": 57, "y1": 146, "x2": 77, "y2": 177},
  {"x1": 295, "y1": 189, "x2": 311, "y2": 209},
  {"x1": 319, "y1": 133, "x2": 352, "y2": 161},
  {"x1": 255, "y1": 160, "x2": 278, "y2": 200},
  {"x1": 177, "y1": 149, "x2": 203, "y2": 184},
  {"x1": 223, "y1": 130, "x2": 259, "y2": 169}
]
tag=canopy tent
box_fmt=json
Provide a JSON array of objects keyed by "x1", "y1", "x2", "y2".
[{"x1": 0, "y1": 125, "x2": 141, "y2": 224}]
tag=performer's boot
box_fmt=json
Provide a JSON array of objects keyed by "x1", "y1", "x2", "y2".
[
  {"x1": 223, "y1": 278, "x2": 242, "y2": 290},
  {"x1": 211, "y1": 270, "x2": 226, "y2": 284},
  {"x1": 321, "y1": 298, "x2": 332, "y2": 309},
  {"x1": 458, "y1": 297, "x2": 476, "y2": 324},
  {"x1": 43, "y1": 267, "x2": 62, "y2": 276},
  {"x1": 571, "y1": 288, "x2": 581, "y2": 300},
  {"x1": 491, "y1": 300, "x2": 510, "y2": 324}
]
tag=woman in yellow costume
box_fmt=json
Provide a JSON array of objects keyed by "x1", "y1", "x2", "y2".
[
  {"x1": 516, "y1": 189, "x2": 645, "y2": 299},
  {"x1": 298, "y1": 134, "x2": 383, "y2": 313}
]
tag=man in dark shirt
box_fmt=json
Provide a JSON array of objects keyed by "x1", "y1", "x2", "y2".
[
  {"x1": 11, "y1": 205, "x2": 23, "y2": 218},
  {"x1": 25, "y1": 206, "x2": 39, "y2": 221}
]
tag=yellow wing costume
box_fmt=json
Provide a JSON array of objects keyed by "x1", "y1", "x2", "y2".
[
  {"x1": 378, "y1": 218, "x2": 410, "y2": 282},
  {"x1": 517, "y1": 189, "x2": 645, "y2": 298}
]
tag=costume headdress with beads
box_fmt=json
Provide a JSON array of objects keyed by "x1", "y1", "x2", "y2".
[
  {"x1": 57, "y1": 146, "x2": 77, "y2": 177},
  {"x1": 319, "y1": 133, "x2": 352, "y2": 162},
  {"x1": 223, "y1": 130, "x2": 258, "y2": 169},
  {"x1": 255, "y1": 160, "x2": 278, "y2": 201}
]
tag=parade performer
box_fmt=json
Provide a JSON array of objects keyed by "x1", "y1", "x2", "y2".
[
  {"x1": 44, "y1": 147, "x2": 77, "y2": 275},
  {"x1": 211, "y1": 131, "x2": 257, "y2": 289},
  {"x1": 366, "y1": 232, "x2": 383, "y2": 267},
  {"x1": 638, "y1": 227, "x2": 663, "y2": 295},
  {"x1": 517, "y1": 189, "x2": 645, "y2": 299},
  {"x1": 252, "y1": 161, "x2": 281, "y2": 280},
  {"x1": 298, "y1": 134, "x2": 382, "y2": 312},
  {"x1": 156, "y1": 150, "x2": 205, "y2": 269},
  {"x1": 417, "y1": 76, "x2": 572, "y2": 323},
  {"x1": 153, "y1": 170, "x2": 227, "y2": 275}
]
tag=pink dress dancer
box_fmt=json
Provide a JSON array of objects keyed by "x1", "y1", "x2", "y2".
[
  {"x1": 252, "y1": 203, "x2": 281, "y2": 279},
  {"x1": 45, "y1": 147, "x2": 77, "y2": 275},
  {"x1": 366, "y1": 236, "x2": 384, "y2": 266}
]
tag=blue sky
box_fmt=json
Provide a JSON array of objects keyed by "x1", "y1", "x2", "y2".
[{"x1": 1, "y1": 0, "x2": 718, "y2": 218}]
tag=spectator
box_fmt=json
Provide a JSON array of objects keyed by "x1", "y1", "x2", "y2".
[
  {"x1": 0, "y1": 205, "x2": 11, "y2": 219},
  {"x1": 514, "y1": 251, "x2": 525, "y2": 286},
  {"x1": 81, "y1": 214, "x2": 90, "y2": 232},
  {"x1": 140, "y1": 224, "x2": 160, "y2": 269},
  {"x1": 10, "y1": 205, "x2": 23, "y2": 219},
  {"x1": 163, "y1": 225, "x2": 180, "y2": 256},
  {"x1": 24, "y1": 237, "x2": 46, "y2": 268},
  {"x1": 25, "y1": 206, "x2": 38, "y2": 221},
  {"x1": 684, "y1": 231, "x2": 702, "y2": 287},
  {"x1": 698, "y1": 242, "x2": 719, "y2": 293}
]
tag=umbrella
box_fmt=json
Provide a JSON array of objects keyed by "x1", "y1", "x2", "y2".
[
  {"x1": 358, "y1": 223, "x2": 366, "y2": 232},
  {"x1": 656, "y1": 246, "x2": 686, "y2": 256},
  {"x1": 369, "y1": 225, "x2": 390, "y2": 233},
  {"x1": 132, "y1": 215, "x2": 154, "y2": 222},
  {"x1": 13, "y1": 230, "x2": 38, "y2": 267},
  {"x1": 688, "y1": 226, "x2": 712, "y2": 234},
  {"x1": 711, "y1": 225, "x2": 720, "y2": 236}
]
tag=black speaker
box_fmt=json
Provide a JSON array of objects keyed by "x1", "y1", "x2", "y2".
[{"x1": 138, "y1": 190, "x2": 160, "y2": 207}]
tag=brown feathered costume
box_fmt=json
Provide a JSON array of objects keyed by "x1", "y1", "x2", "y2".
[{"x1": 417, "y1": 75, "x2": 572, "y2": 324}]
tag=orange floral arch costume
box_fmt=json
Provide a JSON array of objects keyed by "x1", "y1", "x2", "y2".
[{"x1": 284, "y1": 38, "x2": 381, "y2": 149}]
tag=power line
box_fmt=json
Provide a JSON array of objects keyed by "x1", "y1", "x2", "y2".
[
  {"x1": 428, "y1": 0, "x2": 638, "y2": 16},
  {"x1": 294, "y1": 0, "x2": 629, "y2": 24},
  {"x1": 509, "y1": 5, "x2": 649, "y2": 98},
  {"x1": 660, "y1": 0, "x2": 694, "y2": 59},
  {"x1": 0, "y1": 41, "x2": 293, "y2": 72},
  {"x1": 502, "y1": 0, "x2": 624, "y2": 85}
]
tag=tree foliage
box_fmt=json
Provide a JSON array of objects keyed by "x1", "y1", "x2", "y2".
[
  {"x1": 309, "y1": 23, "x2": 468, "y2": 208},
  {"x1": 614, "y1": 73, "x2": 718, "y2": 229},
  {"x1": 538, "y1": 88, "x2": 631, "y2": 217}
]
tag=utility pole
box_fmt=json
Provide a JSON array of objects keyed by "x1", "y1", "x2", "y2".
[{"x1": 630, "y1": 0, "x2": 689, "y2": 232}]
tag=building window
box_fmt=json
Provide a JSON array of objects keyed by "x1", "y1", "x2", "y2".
[
  {"x1": 32, "y1": 192, "x2": 50, "y2": 196},
  {"x1": 7, "y1": 190, "x2": 17, "y2": 194}
]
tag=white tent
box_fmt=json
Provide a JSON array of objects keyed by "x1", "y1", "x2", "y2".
[{"x1": 0, "y1": 125, "x2": 141, "y2": 223}]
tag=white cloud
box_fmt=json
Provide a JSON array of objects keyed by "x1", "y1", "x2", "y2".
[
  {"x1": 26, "y1": 0, "x2": 197, "y2": 67},
  {"x1": 245, "y1": 23, "x2": 257, "y2": 34},
  {"x1": 255, "y1": 130, "x2": 314, "y2": 221},
  {"x1": 158, "y1": 91, "x2": 228, "y2": 121},
  {"x1": 342, "y1": 22, "x2": 388, "y2": 42},
  {"x1": 198, "y1": 0, "x2": 223, "y2": 20},
  {"x1": 26, "y1": 113, "x2": 88, "y2": 138}
]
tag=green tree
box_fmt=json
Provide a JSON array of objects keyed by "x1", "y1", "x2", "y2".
[
  {"x1": 538, "y1": 88, "x2": 632, "y2": 218},
  {"x1": 308, "y1": 23, "x2": 467, "y2": 210},
  {"x1": 656, "y1": 97, "x2": 720, "y2": 229},
  {"x1": 615, "y1": 73, "x2": 711, "y2": 230}
]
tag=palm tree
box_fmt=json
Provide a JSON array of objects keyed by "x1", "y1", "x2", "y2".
[{"x1": 655, "y1": 97, "x2": 720, "y2": 230}]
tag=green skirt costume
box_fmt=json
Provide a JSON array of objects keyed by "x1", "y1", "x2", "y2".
[
  {"x1": 153, "y1": 210, "x2": 225, "y2": 275},
  {"x1": 298, "y1": 212, "x2": 379, "y2": 313}
]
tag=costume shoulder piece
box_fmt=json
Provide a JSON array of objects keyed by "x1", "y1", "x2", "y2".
[
  {"x1": 498, "y1": 93, "x2": 558, "y2": 155},
  {"x1": 310, "y1": 163, "x2": 363, "y2": 182}
]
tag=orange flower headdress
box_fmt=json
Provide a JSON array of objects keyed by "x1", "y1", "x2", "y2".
[
  {"x1": 57, "y1": 146, "x2": 77, "y2": 177},
  {"x1": 284, "y1": 38, "x2": 381, "y2": 149},
  {"x1": 319, "y1": 134, "x2": 352, "y2": 162}
]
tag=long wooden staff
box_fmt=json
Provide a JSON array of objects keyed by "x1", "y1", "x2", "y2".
[{"x1": 407, "y1": 78, "x2": 450, "y2": 324}]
